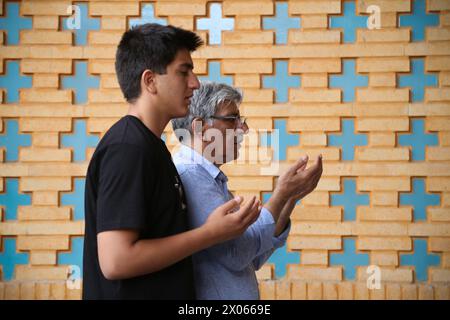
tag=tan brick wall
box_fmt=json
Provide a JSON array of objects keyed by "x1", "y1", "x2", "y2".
[{"x1": 0, "y1": 0, "x2": 449, "y2": 299}]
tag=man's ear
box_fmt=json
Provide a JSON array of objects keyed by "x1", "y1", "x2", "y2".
[{"x1": 141, "y1": 69, "x2": 157, "y2": 94}]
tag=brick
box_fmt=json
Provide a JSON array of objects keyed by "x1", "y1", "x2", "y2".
[
  {"x1": 21, "y1": 177, "x2": 72, "y2": 191},
  {"x1": 300, "y1": 133, "x2": 327, "y2": 146},
  {"x1": 371, "y1": 251, "x2": 399, "y2": 266},
  {"x1": 429, "y1": 237, "x2": 450, "y2": 251},
  {"x1": 22, "y1": 1, "x2": 71, "y2": 15},
  {"x1": 408, "y1": 223, "x2": 450, "y2": 237},
  {"x1": 301, "y1": 15, "x2": 327, "y2": 29},
  {"x1": 289, "y1": 236, "x2": 341, "y2": 250},
  {"x1": 357, "y1": 148, "x2": 409, "y2": 161},
  {"x1": 4, "y1": 283, "x2": 20, "y2": 300},
  {"x1": 90, "y1": 60, "x2": 115, "y2": 74},
  {"x1": 291, "y1": 281, "x2": 307, "y2": 299},
  {"x1": 369, "y1": 133, "x2": 396, "y2": 147},
  {"x1": 337, "y1": 282, "x2": 354, "y2": 300},
  {"x1": 301, "y1": 74, "x2": 328, "y2": 88},
  {"x1": 357, "y1": 0, "x2": 410, "y2": 12},
  {"x1": 354, "y1": 104, "x2": 408, "y2": 117},
  {"x1": 440, "y1": 72, "x2": 450, "y2": 86},
  {"x1": 234, "y1": 74, "x2": 260, "y2": 88},
  {"x1": 359, "y1": 177, "x2": 410, "y2": 191},
  {"x1": 290, "y1": 30, "x2": 340, "y2": 44},
  {"x1": 101, "y1": 16, "x2": 126, "y2": 30},
  {"x1": 369, "y1": 73, "x2": 396, "y2": 87},
  {"x1": 167, "y1": 16, "x2": 193, "y2": 30},
  {"x1": 323, "y1": 283, "x2": 338, "y2": 300},
  {"x1": 66, "y1": 288, "x2": 82, "y2": 300},
  {"x1": 32, "y1": 133, "x2": 59, "y2": 148},
  {"x1": 228, "y1": 177, "x2": 272, "y2": 191},
  {"x1": 157, "y1": 1, "x2": 206, "y2": 15},
  {"x1": 426, "y1": 117, "x2": 450, "y2": 131},
  {"x1": 288, "y1": 117, "x2": 340, "y2": 131},
  {"x1": 50, "y1": 282, "x2": 66, "y2": 299},
  {"x1": 306, "y1": 283, "x2": 323, "y2": 300},
  {"x1": 242, "y1": 88, "x2": 273, "y2": 103},
  {"x1": 300, "y1": 250, "x2": 328, "y2": 265},
  {"x1": 431, "y1": 269, "x2": 450, "y2": 283},
  {"x1": 89, "y1": 31, "x2": 123, "y2": 45},
  {"x1": 292, "y1": 222, "x2": 352, "y2": 236},
  {"x1": 371, "y1": 192, "x2": 398, "y2": 206},
  {"x1": 300, "y1": 191, "x2": 330, "y2": 206},
  {"x1": 259, "y1": 281, "x2": 275, "y2": 300},
  {"x1": 81, "y1": 46, "x2": 116, "y2": 59},
  {"x1": 36, "y1": 283, "x2": 51, "y2": 300},
  {"x1": 428, "y1": 147, "x2": 450, "y2": 161},
  {"x1": 357, "y1": 118, "x2": 409, "y2": 131},
  {"x1": 88, "y1": 118, "x2": 118, "y2": 133},
  {"x1": 15, "y1": 266, "x2": 68, "y2": 281},
  {"x1": 419, "y1": 285, "x2": 434, "y2": 300},
  {"x1": 429, "y1": 0, "x2": 450, "y2": 10},
  {"x1": 435, "y1": 285, "x2": 450, "y2": 299},
  {"x1": 358, "y1": 88, "x2": 410, "y2": 102},
  {"x1": 31, "y1": 16, "x2": 59, "y2": 29},
  {"x1": 22, "y1": 59, "x2": 72, "y2": 73},
  {"x1": 17, "y1": 235, "x2": 69, "y2": 250},
  {"x1": 426, "y1": 88, "x2": 450, "y2": 102},
  {"x1": 20, "y1": 282, "x2": 35, "y2": 299},
  {"x1": 357, "y1": 57, "x2": 409, "y2": 73},
  {"x1": 290, "y1": 58, "x2": 341, "y2": 73},
  {"x1": 290, "y1": 1, "x2": 341, "y2": 14},
  {"x1": 21, "y1": 89, "x2": 72, "y2": 103},
  {"x1": 275, "y1": 281, "x2": 291, "y2": 300},
  {"x1": 402, "y1": 284, "x2": 418, "y2": 300},
  {"x1": 30, "y1": 251, "x2": 57, "y2": 265},
  {"x1": 428, "y1": 177, "x2": 450, "y2": 192},
  {"x1": 90, "y1": 2, "x2": 139, "y2": 15},
  {"x1": 101, "y1": 74, "x2": 119, "y2": 88},
  {"x1": 427, "y1": 56, "x2": 450, "y2": 71},
  {"x1": 255, "y1": 265, "x2": 272, "y2": 280},
  {"x1": 33, "y1": 74, "x2": 59, "y2": 88},
  {"x1": 18, "y1": 206, "x2": 71, "y2": 221},
  {"x1": 290, "y1": 88, "x2": 341, "y2": 102},
  {"x1": 223, "y1": 31, "x2": 273, "y2": 45},
  {"x1": 21, "y1": 31, "x2": 72, "y2": 45},
  {"x1": 386, "y1": 284, "x2": 402, "y2": 300},
  {"x1": 353, "y1": 223, "x2": 408, "y2": 236},
  {"x1": 20, "y1": 148, "x2": 71, "y2": 162},
  {"x1": 358, "y1": 29, "x2": 410, "y2": 43},
  {"x1": 354, "y1": 283, "x2": 370, "y2": 300},
  {"x1": 359, "y1": 268, "x2": 413, "y2": 283},
  {"x1": 234, "y1": 16, "x2": 261, "y2": 30},
  {"x1": 359, "y1": 207, "x2": 411, "y2": 222},
  {"x1": 370, "y1": 285, "x2": 386, "y2": 300},
  {"x1": 88, "y1": 89, "x2": 124, "y2": 103},
  {"x1": 358, "y1": 237, "x2": 411, "y2": 250},
  {"x1": 222, "y1": 59, "x2": 272, "y2": 74},
  {"x1": 223, "y1": 1, "x2": 273, "y2": 15},
  {"x1": 0, "y1": 221, "x2": 84, "y2": 236},
  {"x1": 292, "y1": 207, "x2": 341, "y2": 221},
  {"x1": 427, "y1": 28, "x2": 450, "y2": 41}
]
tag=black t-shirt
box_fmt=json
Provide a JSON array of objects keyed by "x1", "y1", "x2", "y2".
[{"x1": 82, "y1": 115, "x2": 195, "y2": 300}]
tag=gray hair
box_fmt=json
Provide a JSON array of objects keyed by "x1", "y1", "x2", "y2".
[{"x1": 171, "y1": 81, "x2": 243, "y2": 142}]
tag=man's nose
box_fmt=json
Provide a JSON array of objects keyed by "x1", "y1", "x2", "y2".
[{"x1": 190, "y1": 73, "x2": 200, "y2": 89}]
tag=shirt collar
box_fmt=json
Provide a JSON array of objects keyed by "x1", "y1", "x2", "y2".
[{"x1": 176, "y1": 144, "x2": 225, "y2": 181}]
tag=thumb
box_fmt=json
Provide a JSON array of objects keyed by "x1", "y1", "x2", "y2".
[{"x1": 218, "y1": 196, "x2": 242, "y2": 214}]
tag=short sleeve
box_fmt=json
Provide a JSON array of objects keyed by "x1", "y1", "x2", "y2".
[{"x1": 96, "y1": 143, "x2": 154, "y2": 233}]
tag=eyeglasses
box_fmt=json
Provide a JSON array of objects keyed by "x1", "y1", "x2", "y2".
[{"x1": 209, "y1": 115, "x2": 247, "y2": 127}]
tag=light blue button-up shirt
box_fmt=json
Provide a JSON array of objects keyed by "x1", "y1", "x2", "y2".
[{"x1": 173, "y1": 144, "x2": 290, "y2": 300}]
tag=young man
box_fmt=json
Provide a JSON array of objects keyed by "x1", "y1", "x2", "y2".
[
  {"x1": 171, "y1": 82, "x2": 323, "y2": 299},
  {"x1": 83, "y1": 24, "x2": 261, "y2": 300}
]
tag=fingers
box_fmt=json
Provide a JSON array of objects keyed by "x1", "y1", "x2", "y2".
[
  {"x1": 241, "y1": 197, "x2": 261, "y2": 226},
  {"x1": 220, "y1": 196, "x2": 243, "y2": 215},
  {"x1": 287, "y1": 155, "x2": 309, "y2": 176}
]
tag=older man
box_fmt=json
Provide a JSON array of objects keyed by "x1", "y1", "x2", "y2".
[{"x1": 172, "y1": 82, "x2": 322, "y2": 300}]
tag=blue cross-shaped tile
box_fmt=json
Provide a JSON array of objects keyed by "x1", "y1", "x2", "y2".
[
  {"x1": 58, "y1": 237, "x2": 84, "y2": 280},
  {"x1": 199, "y1": 61, "x2": 233, "y2": 85},
  {"x1": 260, "y1": 119, "x2": 300, "y2": 161},
  {"x1": 263, "y1": 60, "x2": 301, "y2": 103},
  {"x1": 0, "y1": 119, "x2": 31, "y2": 162},
  {"x1": 329, "y1": 1, "x2": 368, "y2": 43},
  {"x1": 0, "y1": 178, "x2": 31, "y2": 220},
  {"x1": 399, "y1": 0, "x2": 439, "y2": 42},
  {"x1": 331, "y1": 178, "x2": 369, "y2": 221},
  {"x1": 263, "y1": 2, "x2": 301, "y2": 44},
  {"x1": 61, "y1": 119, "x2": 100, "y2": 162},
  {"x1": 330, "y1": 238, "x2": 369, "y2": 280},
  {"x1": 0, "y1": 238, "x2": 29, "y2": 281},
  {"x1": 328, "y1": 119, "x2": 368, "y2": 161},
  {"x1": 61, "y1": 61, "x2": 100, "y2": 104},
  {"x1": 197, "y1": 3, "x2": 234, "y2": 45},
  {"x1": 0, "y1": 60, "x2": 32, "y2": 103},
  {"x1": 398, "y1": 59, "x2": 438, "y2": 102},
  {"x1": 398, "y1": 119, "x2": 438, "y2": 161},
  {"x1": 329, "y1": 59, "x2": 368, "y2": 102},
  {"x1": 268, "y1": 243, "x2": 300, "y2": 279},
  {"x1": 262, "y1": 192, "x2": 301, "y2": 206},
  {"x1": 0, "y1": 2, "x2": 32, "y2": 45},
  {"x1": 400, "y1": 178, "x2": 440, "y2": 221},
  {"x1": 400, "y1": 238, "x2": 440, "y2": 281},
  {"x1": 61, "y1": 178, "x2": 86, "y2": 221},
  {"x1": 62, "y1": 2, "x2": 100, "y2": 46},
  {"x1": 129, "y1": 3, "x2": 167, "y2": 28}
]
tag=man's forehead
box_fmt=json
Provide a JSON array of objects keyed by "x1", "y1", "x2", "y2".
[{"x1": 173, "y1": 49, "x2": 194, "y2": 68}]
